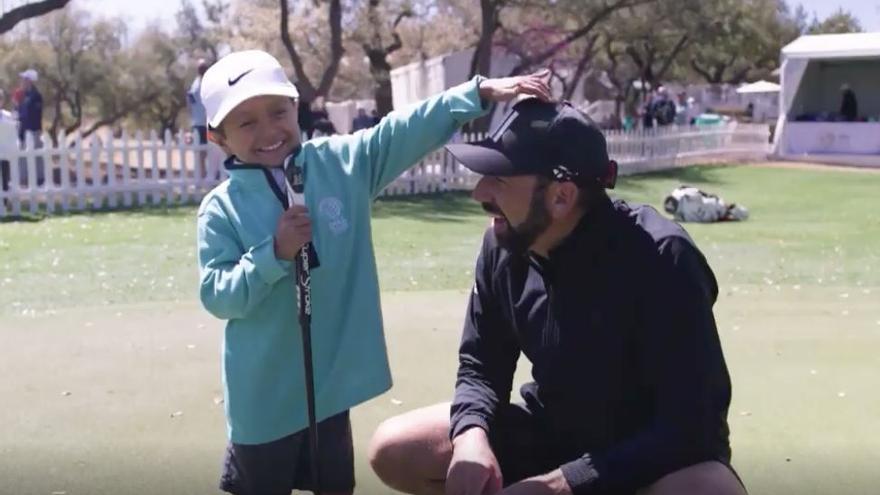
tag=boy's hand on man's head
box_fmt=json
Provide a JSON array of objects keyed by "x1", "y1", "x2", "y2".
[
  {"x1": 274, "y1": 205, "x2": 312, "y2": 261},
  {"x1": 478, "y1": 69, "x2": 552, "y2": 103}
]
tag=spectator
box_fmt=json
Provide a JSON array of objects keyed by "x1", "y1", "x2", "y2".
[
  {"x1": 188, "y1": 59, "x2": 210, "y2": 144},
  {"x1": 16, "y1": 69, "x2": 44, "y2": 185},
  {"x1": 652, "y1": 86, "x2": 677, "y2": 127},
  {"x1": 311, "y1": 118, "x2": 337, "y2": 137},
  {"x1": 16, "y1": 69, "x2": 42, "y2": 147},
  {"x1": 675, "y1": 91, "x2": 694, "y2": 126},
  {"x1": 306, "y1": 97, "x2": 329, "y2": 138},
  {"x1": 188, "y1": 59, "x2": 210, "y2": 177},
  {"x1": 840, "y1": 83, "x2": 858, "y2": 122},
  {"x1": 351, "y1": 107, "x2": 374, "y2": 132},
  {"x1": 371, "y1": 108, "x2": 381, "y2": 126},
  {"x1": 0, "y1": 88, "x2": 15, "y2": 198},
  {"x1": 642, "y1": 89, "x2": 656, "y2": 129}
]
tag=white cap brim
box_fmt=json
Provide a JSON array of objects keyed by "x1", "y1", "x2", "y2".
[{"x1": 208, "y1": 82, "x2": 299, "y2": 129}]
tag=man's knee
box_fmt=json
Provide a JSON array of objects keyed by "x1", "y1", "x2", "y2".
[
  {"x1": 368, "y1": 403, "x2": 452, "y2": 487},
  {"x1": 642, "y1": 461, "x2": 746, "y2": 495},
  {"x1": 368, "y1": 415, "x2": 408, "y2": 480}
]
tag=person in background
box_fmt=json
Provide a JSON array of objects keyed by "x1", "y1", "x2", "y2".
[
  {"x1": 188, "y1": 58, "x2": 210, "y2": 177},
  {"x1": 840, "y1": 83, "x2": 858, "y2": 122},
  {"x1": 16, "y1": 69, "x2": 44, "y2": 185},
  {"x1": 675, "y1": 92, "x2": 692, "y2": 126},
  {"x1": 16, "y1": 69, "x2": 42, "y2": 147},
  {"x1": 641, "y1": 89, "x2": 656, "y2": 129},
  {"x1": 306, "y1": 97, "x2": 330, "y2": 138},
  {"x1": 652, "y1": 86, "x2": 677, "y2": 127},
  {"x1": 0, "y1": 88, "x2": 16, "y2": 198},
  {"x1": 351, "y1": 107, "x2": 374, "y2": 132},
  {"x1": 311, "y1": 118, "x2": 338, "y2": 137}
]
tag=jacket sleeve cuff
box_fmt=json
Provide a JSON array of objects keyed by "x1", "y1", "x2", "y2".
[
  {"x1": 250, "y1": 235, "x2": 292, "y2": 284},
  {"x1": 449, "y1": 414, "x2": 490, "y2": 442},
  {"x1": 560, "y1": 454, "x2": 601, "y2": 495},
  {"x1": 444, "y1": 75, "x2": 490, "y2": 123}
]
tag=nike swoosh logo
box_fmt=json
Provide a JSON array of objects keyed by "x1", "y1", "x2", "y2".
[{"x1": 228, "y1": 69, "x2": 253, "y2": 86}]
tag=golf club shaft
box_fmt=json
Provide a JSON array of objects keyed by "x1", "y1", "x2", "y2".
[
  {"x1": 285, "y1": 158, "x2": 322, "y2": 495},
  {"x1": 295, "y1": 247, "x2": 321, "y2": 494}
]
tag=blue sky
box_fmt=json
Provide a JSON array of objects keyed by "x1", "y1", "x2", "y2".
[{"x1": 77, "y1": 0, "x2": 880, "y2": 34}]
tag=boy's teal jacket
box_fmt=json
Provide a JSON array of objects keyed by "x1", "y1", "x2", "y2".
[{"x1": 197, "y1": 77, "x2": 488, "y2": 444}]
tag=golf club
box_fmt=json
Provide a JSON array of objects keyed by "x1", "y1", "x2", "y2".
[{"x1": 284, "y1": 158, "x2": 321, "y2": 495}]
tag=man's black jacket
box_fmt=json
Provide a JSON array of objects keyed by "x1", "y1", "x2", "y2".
[{"x1": 450, "y1": 197, "x2": 732, "y2": 494}]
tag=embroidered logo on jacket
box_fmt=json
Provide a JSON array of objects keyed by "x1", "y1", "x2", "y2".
[{"x1": 319, "y1": 197, "x2": 349, "y2": 234}]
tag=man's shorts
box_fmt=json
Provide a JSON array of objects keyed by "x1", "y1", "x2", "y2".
[
  {"x1": 487, "y1": 402, "x2": 744, "y2": 492},
  {"x1": 219, "y1": 411, "x2": 354, "y2": 495}
]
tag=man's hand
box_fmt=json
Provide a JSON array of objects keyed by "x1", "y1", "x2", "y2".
[
  {"x1": 274, "y1": 205, "x2": 312, "y2": 261},
  {"x1": 498, "y1": 469, "x2": 572, "y2": 495},
  {"x1": 478, "y1": 69, "x2": 552, "y2": 103},
  {"x1": 445, "y1": 427, "x2": 504, "y2": 495}
]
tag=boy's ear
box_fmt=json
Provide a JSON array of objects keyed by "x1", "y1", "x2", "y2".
[
  {"x1": 207, "y1": 129, "x2": 222, "y2": 145},
  {"x1": 208, "y1": 129, "x2": 232, "y2": 155}
]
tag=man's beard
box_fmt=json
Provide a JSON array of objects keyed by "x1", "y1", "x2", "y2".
[{"x1": 483, "y1": 181, "x2": 552, "y2": 254}]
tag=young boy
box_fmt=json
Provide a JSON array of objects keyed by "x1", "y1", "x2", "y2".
[{"x1": 196, "y1": 49, "x2": 550, "y2": 495}]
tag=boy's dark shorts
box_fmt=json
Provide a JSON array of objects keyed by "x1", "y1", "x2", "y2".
[
  {"x1": 219, "y1": 411, "x2": 354, "y2": 495},
  {"x1": 488, "y1": 402, "x2": 744, "y2": 492}
]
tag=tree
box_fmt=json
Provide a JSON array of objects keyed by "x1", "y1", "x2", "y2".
[
  {"x1": 502, "y1": 0, "x2": 658, "y2": 78},
  {"x1": 176, "y1": 0, "x2": 231, "y2": 62},
  {"x1": 468, "y1": 0, "x2": 509, "y2": 80},
  {"x1": 394, "y1": 0, "x2": 477, "y2": 62},
  {"x1": 807, "y1": 8, "x2": 862, "y2": 34},
  {"x1": 0, "y1": 8, "x2": 162, "y2": 145},
  {"x1": 592, "y1": 0, "x2": 705, "y2": 122},
  {"x1": 279, "y1": 0, "x2": 344, "y2": 103},
  {"x1": 352, "y1": 0, "x2": 412, "y2": 116},
  {"x1": 127, "y1": 25, "x2": 189, "y2": 137},
  {"x1": 685, "y1": 0, "x2": 807, "y2": 85},
  {"x1": 0, "y1": 0, "x2": 70, "y2": 35}
]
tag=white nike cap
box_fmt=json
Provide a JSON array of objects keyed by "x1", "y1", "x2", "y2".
[{"x1": 200, "y1": 50, "x2": 300, "y2": 128}]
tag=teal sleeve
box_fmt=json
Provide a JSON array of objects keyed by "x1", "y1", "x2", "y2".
[
  {"x1": 352, "y1": 76, "x2": 489, "y2": 198},
  {"x1": 197, "y1": 199, "x2": 292, "y2": 320}
]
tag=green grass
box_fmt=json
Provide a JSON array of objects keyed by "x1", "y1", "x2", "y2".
[
  {"x1": 1, "y1": 163, "x2": 879, "y2": 494},
  {"x1": 2, "y1": 164, "x2": 878, "y2": 316}
]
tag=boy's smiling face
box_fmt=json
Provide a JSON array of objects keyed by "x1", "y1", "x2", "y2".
[{"x1": 211, "y1": 95, "x2": 301, "y2": 167}]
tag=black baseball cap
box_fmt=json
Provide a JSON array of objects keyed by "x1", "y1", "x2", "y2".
[{"x1": 445, "y1": 99, "x2": 617, "y2": 188}]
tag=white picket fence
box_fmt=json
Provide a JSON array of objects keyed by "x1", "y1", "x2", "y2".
[
  {"x1": 381, "y1": 123, "x2": 770, "y2": 195},
  {"x1": 0, "y1": 123, "x2": 769, "y2": 218}
]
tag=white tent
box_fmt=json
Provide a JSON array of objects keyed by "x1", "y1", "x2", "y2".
[
  {"x1": 736, "y1": 80, "x2": 780, "y2": 94},
  {"x1": 773, "y1": 32, "x2": 880, "y2": 165}
]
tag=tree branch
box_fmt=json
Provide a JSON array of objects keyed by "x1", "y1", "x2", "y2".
[
  {"x1": 508, "y1": 0, "x2": 656, "y2": 76},
  {"x1": 315, "y1": 0, "x2": 343, "y2": 97},
  {"x1": 279, "y1": 0, "x2": 315, "y2": 99},
  {"x1": 0, "y1": 0, "x2": 71, "y2": 35}
]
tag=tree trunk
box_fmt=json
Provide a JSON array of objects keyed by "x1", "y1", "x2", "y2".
[
  {"x1": 279, "y1": 0, "x2": 344, "y2": 101},
  {"x1": 362, "y1": 1, "x2": 410, "y2": 117}
]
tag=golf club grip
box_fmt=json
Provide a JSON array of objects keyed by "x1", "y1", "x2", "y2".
[{"x1": 295, "y1": 247, "x2": 321, "y2": 494}]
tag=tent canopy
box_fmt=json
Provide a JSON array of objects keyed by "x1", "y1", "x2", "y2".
[
  {"x1": 774, "y1": 32, "x2": 880, "y2": 158},
  {"x1": 781, "y1": 32, "x2": 880, "y2": 60},
  {"x1": 736, "y1": 80, "x2": 780, "y2": 94}
]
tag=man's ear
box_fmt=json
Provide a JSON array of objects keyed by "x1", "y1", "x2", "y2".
[{"x1": 549, "y1": 181, "x2": 579, "y2": 218}]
